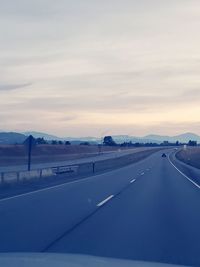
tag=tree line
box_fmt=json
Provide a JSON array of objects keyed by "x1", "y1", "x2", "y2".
[
  {"x1": 102, "y1": 136, "x2": 198, "y2": 147},
  {"x1": 34, "y1": 136, "x2": 198, "y2": 147}
]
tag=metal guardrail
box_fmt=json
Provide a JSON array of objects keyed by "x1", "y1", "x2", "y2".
[
  {"x1": 52, "y1": 165, "x2": 79, "y2": 175},
  {"x1": 0, "y1": 164, "x2": 80, "y2": 186},
  {"x1": 0, "y1": 168, "x2": 53, "y2": 185}
]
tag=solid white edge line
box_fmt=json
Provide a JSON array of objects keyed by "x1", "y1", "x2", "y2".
[
  {"x1": 130, "y1": 179, "x2": 136, "y2": 184},
  {"x1": 0, "y1": 172, "x2": 110, "y2": 203},
  {"x1": 97, "y1": 195, "x2": 114, "y2": 207},
  {"x1": 0, "y1": 151, "x2": 156, "y2": 203},
  {"x1": 168, "y1": 156, "x2": 200, "y2": 189},
  {"x1": 0, "y1": 154, "x2": 153, "y2": 203}
]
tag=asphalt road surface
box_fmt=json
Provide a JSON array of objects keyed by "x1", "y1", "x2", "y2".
[{"x1": 0, "y1": 149, "x2": 200, "y2": 266}]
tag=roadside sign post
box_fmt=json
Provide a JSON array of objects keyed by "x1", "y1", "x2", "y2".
[
  {"x1": 24, "y1": 135, "x2": 36, "y2": 171},
  {"x1": 28, "y1": 136, "x2": 33, "y2": 171},
  {"x1": 98, "y1": 144, "x2": 102, "y2": 154},
  {"x1": 92, "y1": 162, "x2": 95, "y2": 173}
]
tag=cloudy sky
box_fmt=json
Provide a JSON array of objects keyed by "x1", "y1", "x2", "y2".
[{"x1": 1, "y1": 0, "x2": 200, "y2": 137}]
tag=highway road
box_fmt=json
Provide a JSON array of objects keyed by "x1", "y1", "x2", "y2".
[{"x1": 0, "y1": 149, "x2": 200, "y2": 266}]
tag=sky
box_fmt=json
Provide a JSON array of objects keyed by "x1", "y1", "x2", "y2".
[{"x1": 0, "y1": 0, "x2": 200, "y2": 137}]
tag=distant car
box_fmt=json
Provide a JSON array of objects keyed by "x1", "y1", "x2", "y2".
[{"x1": 162, "y1": 153, "x2": 167, "y2": 158}]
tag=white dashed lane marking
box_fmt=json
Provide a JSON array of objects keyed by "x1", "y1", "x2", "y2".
[{"x1": 97, "y1": 195, "x2": 114, "y2": 207}]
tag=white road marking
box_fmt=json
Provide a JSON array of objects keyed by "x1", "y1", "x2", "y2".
[
  {"x1": 130, "y1": 179, "x2": 136, "y2": 184},
  {"x1": 0, "y1": 172, "x2": 112, "y2": 203},
  {"x1": 168, "y1": 156, "x2": 200, "y2": 189},
  {"x1": 0, "y1": 154, "x2": 154, "y2": 203},
  {"x1": 97, "y1": 195, "x2": 114, "y2": 207}
]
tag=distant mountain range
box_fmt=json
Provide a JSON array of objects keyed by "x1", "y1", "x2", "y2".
[
  {"x1": 0, "y1": 131, "x2": 200, "y2": 145},
  {"x1": 0, "y1": 132, "x2": 27, "y2": 144},
  {"x1": 112, "y1": 133, "x2": 200, "y2": 144},
  {"x1": 23, "y1": 132, "x2": 100, "y2": 144},
  {"x1": 143, "y1": 133, "x2": 200, "y2": 143},
  {"x1": 23, "y1": 131, "x2": 61, "y2": 141}
]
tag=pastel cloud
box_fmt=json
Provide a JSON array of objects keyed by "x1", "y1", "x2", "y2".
[{"x1": 0, "y1": 0, "x2": 200, "y2": 136}]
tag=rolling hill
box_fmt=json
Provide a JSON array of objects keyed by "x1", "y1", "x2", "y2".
[
  {"x1": 0, "y1": 132, "x2": 27, "y2": 144},
  {"x1": 0, "y1": 131, "x2": 200, "y2": 145}
]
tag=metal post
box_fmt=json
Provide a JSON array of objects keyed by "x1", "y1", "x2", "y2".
[
  {"x1": 92, "y1": 162, "x2": 95, "y2": 173},
  {"x1": 98, "y1": 144, "x2": 102, "y2": 155},
  {"x1": 1, "y1": 172, "x2": 4, "y2": 184},
  {"x1": 28, "y1": 136, "x2": 33, "y2": 171},
  {"x1": 17, "y1": 172, "x2": 20, "y2": 182}
]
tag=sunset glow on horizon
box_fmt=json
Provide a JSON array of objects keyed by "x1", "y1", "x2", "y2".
[{"x1": 1, "y1": 0, "x2": 200, "y2": 137}]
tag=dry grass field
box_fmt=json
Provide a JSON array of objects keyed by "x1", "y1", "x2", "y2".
[
  {"x1": 176, "y1": 147, "x2": 200, "y2": 169},
  {"x1": 0, "y1": 144, "x2": 133, "y2": 166}
]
